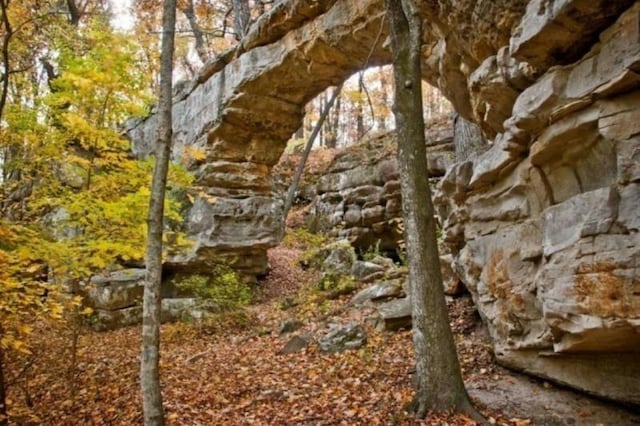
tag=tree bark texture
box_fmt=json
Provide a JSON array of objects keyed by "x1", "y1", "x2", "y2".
[
  {"x1": 453, "y1": 113, "x2": 488, "y2": 162},
  {"x1": 386, "y1": 0, "x2": 476, "y2": 418},
  {"x1": 181, "y1": 0, "x2": 209, "y2": 63},
  {"x1": 356, "y1": 78, "x2": 364, "y2": 141},
  {"x1": 0, "y1": 0, "x2": 12, "y2": 122},
  {"x1": 140, "y1": 0, "x2": 176, "y2": 424},
  {"x1": 324, "y1": 86, "x2": 341, "y2": 149}
]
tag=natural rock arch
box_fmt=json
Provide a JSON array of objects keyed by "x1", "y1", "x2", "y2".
[
  {"x1": 126, "y1": 0, "x2": 640, "y2": 407},
  {"x1": 127, "y1": 0, "x2": 391, "y2": 280}
]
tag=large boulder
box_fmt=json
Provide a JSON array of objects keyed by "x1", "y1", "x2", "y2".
[
  {"x1": 81, "y1": 269, "x2": 147, "y2": 311},
  {"x1": 82, "y1": 269, "x2": 219, "y2": 331},
  {"x1": 370, "y1": 297, "x2": 412, "y2": 332},
  {"x1": 351, "y1": 279, "x2": 405, "y2": 305}
]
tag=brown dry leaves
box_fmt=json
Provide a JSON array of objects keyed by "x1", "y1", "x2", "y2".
[{"x1": 5, "y1": 247, "x2": 520, "y2": 425}]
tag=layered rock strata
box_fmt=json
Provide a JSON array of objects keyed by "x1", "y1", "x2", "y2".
[
  {"x1": 435, "y1": 2, "x2": 640, "y2": 406},
  {"x1": 124, "y1": 0, "x2": 640, "y2": 405},
  {"x1": 79, "y1": 269, "x2": 216, "y2": 331},
  {"x1": 126, "y1": 0, "x2": 390, "y2": 281},
  {"x1": 310, "y1": 125, "x2": 454, "y2": 253}
]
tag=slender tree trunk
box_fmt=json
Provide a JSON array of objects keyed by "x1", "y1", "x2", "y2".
[
  {"x1": 0, "y1": 0, "x2": 12, "y2": 122},
  {"x1": 0, "y1": 344, "x2": 7, "y2": 426},
  {"x1": 283, "y1": 84, "x2": 342, "y2": 220},
  {"x1": 65, "y1": 0, "x2": 82, "y2": 26},
  {"x1": 325, "y1": 86, "x2": 341, "y2": 149},
  {"x1": 319, "y1": 92, "x2": 326, "y2": 147},
  {"x1": 356, "y1": 79, "x2": 364, "y2": 141},
  {"x1": 378, "y1": 69, "x2": 388, "y2": 131},
  {"x1": 386, "y1": 0, "x2": 479, "y2": 419},
  {"x1": 181, "y1": 0, "x2": 209, "y2": 63},
  {"x1": 232, "y1": 0, "x2": 250, "y2": 40},
  {"x1": 140, "y1": 0, "x2": 176, "y2": 424}
]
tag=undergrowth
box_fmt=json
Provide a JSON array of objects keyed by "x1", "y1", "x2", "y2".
[{"x1": 170, "y1": 265, "x2": 253, "y2": 311}]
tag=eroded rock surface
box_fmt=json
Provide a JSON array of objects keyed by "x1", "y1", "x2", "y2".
[
  {"x1": 81, "y1": 270, "x2": 218, "y2": 331},
  {"x1": 435, "y1": 2, "x2": 640, "y2": 406},
  {"x1": 124, "y1": 0, "x2": 640, "y2": 405},
  {"x1": 309, "y1": 125, "x2": 454, "y2": 252},
  {"x1": 126, "y1": 0, "x2": 390, "y2": 281}
]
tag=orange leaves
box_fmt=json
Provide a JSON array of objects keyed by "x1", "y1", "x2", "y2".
[{"x1": 0, "y1": 246, "x2": 540, "y2": 425}]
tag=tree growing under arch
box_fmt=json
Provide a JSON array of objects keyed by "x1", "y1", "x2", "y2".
[{"x1": 386, "y1": 0, "x2": 481, "y2": 419}]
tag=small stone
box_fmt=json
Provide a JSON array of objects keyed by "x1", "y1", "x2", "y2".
[
  {"x1": 278, "y1": 334, "x2": 312, "y2": 355},
  {"x1": 279, "y1": 318, "x2": 304, "y2": 335},
  {"x1": 318, "y1": 323, "x2": 367, "y2": 353}
]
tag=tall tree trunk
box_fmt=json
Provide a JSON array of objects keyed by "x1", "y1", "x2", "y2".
[
  {"x1": 325, "y1": 86, "x2": 341, "y2": 149},
  {"x1": 65, "y1": 0, "x2": 82, "y2": 26},
  {"x1": 318, "y1": 92, "x2": 326, "y2": 147},
  {"x1": 0, "y1": 0, "x2": 12, "y2": 122},
  {"x1": 386, "y1": 0, "x2": 479, "y2": 419},
  {"x1": 356, "y1": 79, "x2": 364, "y2": 141},
  {"x1": 377, "y1": 69, "x2": 388, "y2": 131},
  {"x1": 232, "y1": 0, "x2": 250, "y2": 40},
  {"x1": 140, "y1": 0, "x2": 176, "y2": 424},
  {"x1": 453, "y1": 113, "x2": 488, "y2": 162}
]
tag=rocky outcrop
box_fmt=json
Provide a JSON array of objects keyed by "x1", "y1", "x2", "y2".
[
  {"x1": 126, "y1": 0, "x2": 390, "y2": 281},
  {"x1": 310, "y1": 124, "x2": 454, "y2": 252},
  {"x1": 80, "y1": 269, "x2": 218, "y2": 331},
  {"x1": 436, "y1": 2, "x2": 640, "y2": 406},
  {"x1": 318, "y1": 323, "x2": 367, "y2": 353},
  {"x1": 124, "y1": 0, "x2": 640, "y2": 405}
]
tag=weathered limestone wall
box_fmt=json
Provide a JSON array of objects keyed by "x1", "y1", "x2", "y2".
[
  {"x1": 435, "y1": 1, "x2": 640, "y2": 405},
  {"x1": 310, "y1": 123, "x2": 454, "y2": 253}
]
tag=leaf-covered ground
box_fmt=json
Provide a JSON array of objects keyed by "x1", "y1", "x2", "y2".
[{"x1": 5, "y1": 246, "x2": 635, "y2": 425}]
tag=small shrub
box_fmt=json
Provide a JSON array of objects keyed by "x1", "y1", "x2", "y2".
[
  {"x1": 314, "y1": 272, "x2": 357, "y2": 294},
  {"x1": 300, "y1": 239, "x2": 354, "y2": 271},
  {"x1": 303, "y1": 213, "x2": 333, "y2": 234},
  {"x1": 362, "y1": 239, "x2": 382, "y2": 261},
  {"x1": 197, "y1": 309, "x2": 257, "y2": 335},
  {"x1": 279, "y1": 297, "x2": 298, "y2": 311},
  {"x1": 171, "y1": 265, "x2": 253, "y2": 311},
  {"x1": 282, "y1": 228, "x2": 327, "y2": 250}
]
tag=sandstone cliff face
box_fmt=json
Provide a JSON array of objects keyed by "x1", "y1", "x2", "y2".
[
  {"x1": 434, "y1": 1, "x2": 640, "y2": 405},
  {"x1": 125, "y1": 0, "x2": 640, "y2": 405}
]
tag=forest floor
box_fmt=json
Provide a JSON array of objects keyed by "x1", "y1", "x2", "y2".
[{"x1": 6, "y1": 246, "x2": 640, "y2": 425}]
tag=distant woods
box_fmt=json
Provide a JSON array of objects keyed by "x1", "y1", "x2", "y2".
[
  {"x1": 134, "y1": 0, "x2": 273, "y2": 79},
  {"x1": 294, "y1": 66, "x2": 452, "y2": 152}
]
